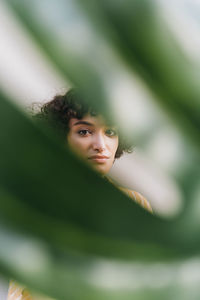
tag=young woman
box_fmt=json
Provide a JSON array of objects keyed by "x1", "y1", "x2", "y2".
[{"x1": 7, "y1": 88, "x2": 152, "y2": 300}]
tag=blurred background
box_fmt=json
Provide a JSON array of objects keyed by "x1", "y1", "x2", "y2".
[{"x1": 0, "y1": 0, "x2": 200, "y2": 299}]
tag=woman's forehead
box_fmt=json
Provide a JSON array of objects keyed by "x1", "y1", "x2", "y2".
[{"x1": 69, "y1": 114, "x2": 116, "y2": 128}]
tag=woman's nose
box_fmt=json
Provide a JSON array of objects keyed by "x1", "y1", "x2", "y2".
[{"x1": 92, "y1": 133, "x2": 106, "y2": 152}]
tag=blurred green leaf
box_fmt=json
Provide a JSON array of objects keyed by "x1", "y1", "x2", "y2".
[
  {"x1": 1, "y1": 0, "x2": 200, "y2": 299},
  {"x1": 76, "y1": 0, "x2": 200, "y2": 148},
  {"x1": 0, "y1": 91, "x2": 179, "y2": 257},
  {"x1": 6, "y1": 0, "x2": 113, "y2": 120}
]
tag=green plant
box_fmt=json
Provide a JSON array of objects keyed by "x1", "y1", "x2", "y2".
[{"x1": 1, "y1": 0, "x2": 200, "y2": 299}]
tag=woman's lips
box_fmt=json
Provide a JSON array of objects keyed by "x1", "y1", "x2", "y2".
[{"x1": 88, "y1": 155, "x2": 109, "y2": 163}]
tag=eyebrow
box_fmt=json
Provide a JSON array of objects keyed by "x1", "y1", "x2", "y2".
[
  {"x1": 73, "y1": 120, "x2": 117, "y2": 128},
  {"x1": 73, "y1": 121, "x2": 94, "y2": 126}
]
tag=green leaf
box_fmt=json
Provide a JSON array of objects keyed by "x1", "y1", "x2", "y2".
[
  {"x1": 76, "y1": 0, "x2": 200, "y2": 148},
  {"x1": 2, "y1": 0, "x2": 200, "y2": 299}
]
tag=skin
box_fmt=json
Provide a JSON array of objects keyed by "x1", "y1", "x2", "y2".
[{"x1": 67, "y1": 114, "x2": 119, "y2": 175}]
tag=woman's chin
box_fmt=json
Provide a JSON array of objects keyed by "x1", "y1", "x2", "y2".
[{"x1": 90, "y1": 163, "x2": 109, "y2": 175}]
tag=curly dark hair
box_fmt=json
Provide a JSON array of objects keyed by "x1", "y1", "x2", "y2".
[{"x1": 34, "y1": 88, "x2": 133, "y2": 158}]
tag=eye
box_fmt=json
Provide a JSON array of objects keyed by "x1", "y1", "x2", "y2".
[
  {"x1": 78, "y1": 129, "x2": 91, "y2": 136},
  {"x1": 105, "y1": 128, "x2": 117, "y2": 137}
]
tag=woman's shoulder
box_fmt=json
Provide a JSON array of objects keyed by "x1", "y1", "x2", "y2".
[
  {"x1": 105, "y1": 176, "x2": 153, "y2": 213},
  {"x1": 118, "y1": 185, "x2": 153, "y2": 213}
]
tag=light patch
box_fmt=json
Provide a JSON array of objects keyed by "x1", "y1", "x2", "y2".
[{"x1": 0, "y1": 229, "x2": 51, "y2": 275}]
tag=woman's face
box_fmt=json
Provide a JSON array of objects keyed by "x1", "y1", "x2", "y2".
[{"x1": 67, "y1": 114, "x2": 119, "y2": 175}]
